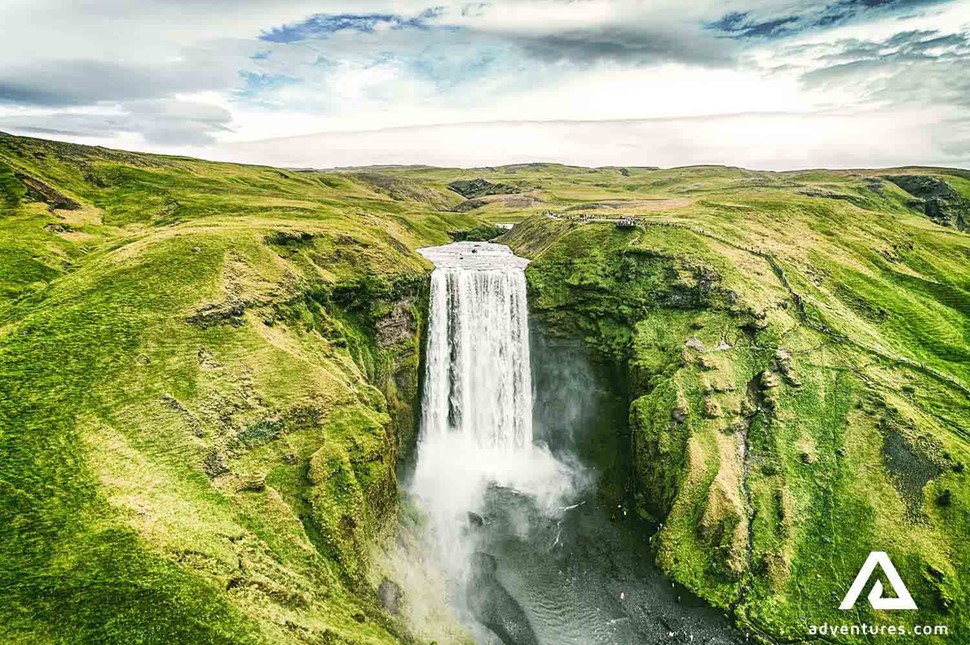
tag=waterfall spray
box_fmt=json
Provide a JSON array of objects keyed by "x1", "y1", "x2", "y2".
[{"x1": 405, "y1": 242, "x2": 739, "y2": 645}]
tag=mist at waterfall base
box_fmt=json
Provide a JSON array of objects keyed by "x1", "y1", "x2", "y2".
[{"x1": 407, "y1": 242, "x2": 741, "y2": 645}]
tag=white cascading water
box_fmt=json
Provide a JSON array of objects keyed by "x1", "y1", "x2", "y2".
[
  {"x1": 411, "y1": 242, "x2": 574, "y2": 577},
  {"x1": 421, "y1": 244, "x2": 533, "y2": 450}
]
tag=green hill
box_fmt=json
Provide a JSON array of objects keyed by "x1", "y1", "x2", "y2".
[
  {"x1": 1, "y1": 132, "x2": 967, "y2": 643},
  {"x1": 0, "y1": 133, "x2": 475, "y2": 644},
  {"x1": 498, "y1": 166, "x2": 970, "y2": 642}
]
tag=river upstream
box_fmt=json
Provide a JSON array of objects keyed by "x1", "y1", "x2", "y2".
[{"x1": 408, "y1": 242, "x2": 743, "y2": 645}]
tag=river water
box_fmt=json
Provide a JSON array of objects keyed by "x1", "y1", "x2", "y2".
[{"x1": 409, "y1": 241, "x2": 743, "y2": 645}]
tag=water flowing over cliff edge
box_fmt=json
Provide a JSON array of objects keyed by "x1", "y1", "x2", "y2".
[{"x1": 411, "y1": 242, "x2": 574, "y2": 581}]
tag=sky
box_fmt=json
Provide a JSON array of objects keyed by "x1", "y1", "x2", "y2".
[{"x1": 1, "y1": 0, "x2": 969, "y2": 169}]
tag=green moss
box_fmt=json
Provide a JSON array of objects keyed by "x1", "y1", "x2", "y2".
[{"x1": 0, "y1": 160, "x2": 26, "y2": 206}]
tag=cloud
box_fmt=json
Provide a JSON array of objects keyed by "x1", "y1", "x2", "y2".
[
  {"x1": 0, "y1": 0, "x2": 967, "y2": 167},
  {"x1": 0, "y1": 59, "x2": 241, "y2": 107},
  {"x1": 708, "y1": 0, "x2": 950, "y2": 40},
  {"x1": 252, "y1": 3, "x2": 740, "y2": 82},
  {"x1": 238, "y1": 3, "x2": 739, "y2": 120},
  {"x1": 129, "y1": 100, "x2": 234, "y2": 145},
  {"x1": 511, "y1": 24, "x2": 737, "y2": 66},
  {"x1": 708, "y1": 11, "x2": 799, "y2": 39},
  {"x1": 259, "y1": 8, "x2": 444, "y2": 43},
  {"x1": 0, "y1": 100, "x2": 233, "y2": 146},
  {"x1": 799, "y1": 29, "x2": 970, "y2": 108},
  {"x1": 240, "y1": 12, "x2": 527, "y2": 114}
]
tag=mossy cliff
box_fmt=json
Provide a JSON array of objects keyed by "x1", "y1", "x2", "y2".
[
  {"x1": 502, "y1": 168, "x2": 969, "y2": 643},
  {"x1": 0, "y1": 133, "x2": 475, "y2": 644}
]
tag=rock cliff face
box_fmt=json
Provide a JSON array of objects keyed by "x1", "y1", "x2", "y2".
[
  {"x1": 503, "y1": 200, "x2": 968, "y2": 643},
  {"x1": 886, "y1": 174, "x2": 970, "y2": 231},
  {"x1": 446, "y1": 178, "x2": 518, "y2": 199}
]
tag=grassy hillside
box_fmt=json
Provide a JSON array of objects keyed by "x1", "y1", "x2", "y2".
[
  {"x1": 497, "y1": 167, "x2": 970, "y2": 642},
  {"x1": 0, "y1": 133, "x2": 475, "y2": 644},
  {"x1": 1, "y1": 133, "x2": 968, "y2": 644}
]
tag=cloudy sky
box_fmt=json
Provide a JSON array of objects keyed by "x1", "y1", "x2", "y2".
[{"x1": 1, "y1": 0, "x2": 969, "y2": 169}]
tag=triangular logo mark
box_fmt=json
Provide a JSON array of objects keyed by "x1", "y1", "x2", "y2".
[{"x1": 839, "y1": 551, "x2": 917, "y2": 610}]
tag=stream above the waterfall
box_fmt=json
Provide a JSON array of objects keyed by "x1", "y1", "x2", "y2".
[{"x1": 408, "y1": 241, "x2": 743, "y2": 645}]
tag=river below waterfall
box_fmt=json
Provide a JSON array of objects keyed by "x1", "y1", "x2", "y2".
[{"x1": 408, "y1": 241, "x2": 744, "y2": 645}]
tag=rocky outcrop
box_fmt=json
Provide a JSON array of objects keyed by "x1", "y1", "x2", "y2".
[
  {"x1": 375, "y1": 298, "x2": 417, "y2": 347},
  {"x1": 886, "y1": 174, "x2": 969, "y2": 231},
  {"x1": 186, "y1": 300, "x2": 246, "y2": 328},
  {"x1": 16, "y1": 173, "x2": 81, "y2": 210},
  {"x1": 202, "y1": 449, "x2": 231, "y2": 477},
  {"x1": 454, "y1": 194, "x2": 541, "y2": 212},
  {"x1": 376, "y1": 577, "x2": 402, "y2": 615},
  {"x1": 447, "y1": 178, "x2": 518, "y2": 199}
]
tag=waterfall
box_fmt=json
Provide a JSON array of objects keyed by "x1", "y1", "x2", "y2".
[
  {"x1": 411, "y1": 242, "x2": 571, "y2": 578},
  {"x1": 420, "y1": 246, "x2": 533, "y2": 451}
]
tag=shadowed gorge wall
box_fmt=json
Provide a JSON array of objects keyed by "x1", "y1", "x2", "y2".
[{"x1": 529, "y1": 325, "x2": 631, "y2": 508}]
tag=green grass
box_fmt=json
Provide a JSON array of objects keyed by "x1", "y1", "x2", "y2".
[
  {"x1": 1, "y1": 131, "x2": 968, "y2": 644},
  {"x1": 501, "y1": 166, "x2": 970, "y2": 643},
  {"x1": 0, "y1": 133, "x2": 477, "y2": 644}
]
